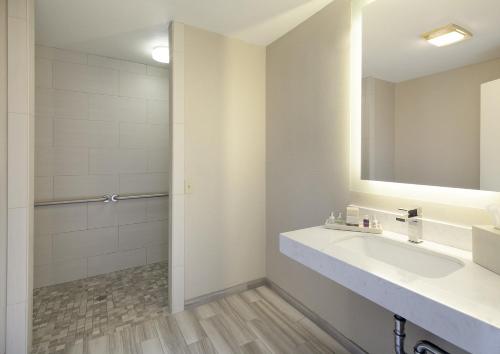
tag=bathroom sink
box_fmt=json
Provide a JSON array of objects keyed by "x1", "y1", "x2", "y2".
[
  {"x1": 328, "y1": 235, "x2": 464, "y2": 278},
  {"x1": 280, "y1": 227, "x2": 500, "y2": 353}
]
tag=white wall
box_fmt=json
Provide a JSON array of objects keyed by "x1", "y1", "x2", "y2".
[
  {"x1": 183, "y1": 24, "x2": 266, "y2": 300},
  {"x1": 33, "y1": 45, "x2": 170, "y2": 287},
  {"x1": 167, "y1": 22, "x2": 185, "y2": 313},
  {"x1": 5, "y1": 0, "x2": 35, "y2": 352},
  {"x1": 266, "y1": 1, "x2": 468, "y2": 353}
]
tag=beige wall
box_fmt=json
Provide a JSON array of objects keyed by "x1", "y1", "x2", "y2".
[
  {"x1": 0, "y1": 0, "x2": 6, "y2": 352},
  {"x1": 183, "y1": 25, "x2": 266, "y2": 300},
  {"x1": 362, "y1": 58, "x2": 500, "y2": 190},
  {"x1": 266, "y1": 1, "x2": 468, "y2": 353},
  {"x1": 362, "y1": 76, "x2": 395, "y2": 182},
  {"x1": 481, "y1": 78, "x2": 500, "y2": 191},
  {"x1": 394, "y1": 58, "x2": 500, "y2": 189}
]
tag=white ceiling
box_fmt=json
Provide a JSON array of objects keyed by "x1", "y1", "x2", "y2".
[
  {"x1": 35, "y1": 0, "x2": 333, "y2": 66},
  {"x1": 363, "y1": 0, "x2": 500, "y2": 83}
]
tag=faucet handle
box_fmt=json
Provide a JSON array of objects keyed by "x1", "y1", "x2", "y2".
[
  {"x1": 396, "y1": 207, "x2": 421, "y2": 223},
  {"x1": 398, "y1": 207, "x2": 421, "y2": 218}
]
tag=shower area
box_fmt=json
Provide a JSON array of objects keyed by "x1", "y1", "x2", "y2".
[{"x1": 31, "y1": 13, "x2": 171, "y2": 353}]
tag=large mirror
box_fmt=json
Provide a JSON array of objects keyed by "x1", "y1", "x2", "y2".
[{"x1": 361, "y1": 0, "x2": 500, "y2": 191}]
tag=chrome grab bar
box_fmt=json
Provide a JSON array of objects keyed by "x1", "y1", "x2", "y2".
[
  {"x1": 112, "y1": 193, "x2": 169, "y2": 202},
  {"x1": 34, "y1": 192, "x2": 169, "y2": 207}
]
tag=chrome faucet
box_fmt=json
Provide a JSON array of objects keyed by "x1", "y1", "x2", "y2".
[{"x1": 396, "y1": 207, "x2": 423, "y2": 243}]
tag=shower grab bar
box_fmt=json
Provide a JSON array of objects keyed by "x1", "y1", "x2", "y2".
[
  {"x1": 34, "y1": 192, "x2": 169, "y2": 207},
  {"x1": 111, "y1": 193, "x2": 169, "y2": 202}
]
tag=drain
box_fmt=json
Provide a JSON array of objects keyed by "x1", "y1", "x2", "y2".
[{"x1": 95, "y1": 295, "x2": 107, "y2": 302}]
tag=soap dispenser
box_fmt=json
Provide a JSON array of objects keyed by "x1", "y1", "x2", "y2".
[{"x1": 325, "y1": 212, "x2": 336, "y2": 225}]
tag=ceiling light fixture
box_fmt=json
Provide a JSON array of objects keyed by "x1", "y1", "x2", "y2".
[
  {"x1": 422, "y1": 24, "x2": 472, "y2": 47},
  {"x1": 152, "y1": 46, "x2": 170, "y2": 64}
]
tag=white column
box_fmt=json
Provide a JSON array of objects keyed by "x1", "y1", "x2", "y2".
[
  {"x1": 5, "y1": 0, "x2": 34, "y2": 352},
  {"x1": 168, "y1": 22, "x2": 186, "y2": 313}
]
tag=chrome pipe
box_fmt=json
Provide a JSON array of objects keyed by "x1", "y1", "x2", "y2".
[
  {"x1": 414, "y1": 340, "x2": 449, "y2": 354},
  {"x1": 34, "y1": 192, "x2": 169, "y2": 207},
  {"x1": 394, "y1": 315, "x2": 407, "y2": 354}
]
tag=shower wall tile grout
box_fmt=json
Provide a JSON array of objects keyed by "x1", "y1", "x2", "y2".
[{"x1": 34, "y1": 45, "x2": 170, "y2": 288}]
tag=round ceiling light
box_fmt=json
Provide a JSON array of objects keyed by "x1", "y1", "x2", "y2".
[{"x1": 152, "y1": 46, "x2": 170, "y2": 64}]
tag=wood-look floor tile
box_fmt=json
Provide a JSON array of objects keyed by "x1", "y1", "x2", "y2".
[
  {"x1": 226, "y1": 294, "x2": 259, "y2": 321},
  {"x1": 141, "y1": 320, "x2": 161, "y2": 342},
  {"x1": 296, "y1": 341, "x2": 333, "y2": 354},
  {"x1": 175, "y1": 310, "x2": 206, "y2": 345},
  {"x1": 247, "y1": 318, "x2": 297, "y2": 354},
  {"x1": 64, "y1": 340, "x2": 84, "y2": 354},
  {"x1": 192, "y1": 304, "x2": 216, "y2": 321},
  {"x1": 217, "y1": 299, "x2": 256, "y2": 345},
  {"x1": 133, "y1": 323, "x2": 149, "y2": 352},
  {"x1": 109, "y1": 331, "x2": 126, "y2": 354},
  {"x1": 154, "y1": 316, "x2": 191, "y2": 354},
  {"x1": 298, "y1": 317, "x2": 350, "y2": 354},
  {"x1": 141, "y1": 338, "x2": 165, "y2": 354},
  {"x1": 240, "y1": 289, "x2": 263, "y2": 304},
  {"x1": 208, "y1": 300, "x2": 224, "y2": 315},
  {"x1": 240, "y1": 340, "x2": 273, "y2": 354},
  {"x1": 250, "y1": 300, "x2": 307, "y2": 347},
  {"x1": 88, "y1": 335, "x2": 110, "y2": 354},
  {"x1": 187, "y1": 337, "x2": 217, "y2": 354},
  {"x1": 115, "y1": 327, "x2": 140, "y2": 354},
  {"x1": 199, "y1": 315, "x2": 242, "y2": 354},
  {"x1": 255, "y1": 287, "x2": 304, "y2": 323}
]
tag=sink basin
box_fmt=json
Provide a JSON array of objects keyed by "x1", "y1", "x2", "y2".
[
  {"x1": 329, "y1": 235, "x2": 464, "y2": 278},
  {"x1": 281, "y1": 227, "x2": 500, "y2": 353}
]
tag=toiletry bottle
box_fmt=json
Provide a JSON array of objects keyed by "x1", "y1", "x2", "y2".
[
  {"x1": 325, "y1": 212, "x2": 336, "y2": 225},
  {"x1": 363, "y1": 215, "x2": 370, "y2": 228},
  {"x1": 346, "y1": 206, "x2": 360, "y2": 226},
  {"x1": 335, "y1": 212, "x2": 345, "y2": 225}
]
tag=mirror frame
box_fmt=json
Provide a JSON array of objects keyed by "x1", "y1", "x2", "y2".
[{"x1": 349, "y1": 0, "x2": 499, "y2": 208}]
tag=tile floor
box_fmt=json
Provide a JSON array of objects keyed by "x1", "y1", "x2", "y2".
[
  {"x1": 32, "y1": 262, "x2": 169, "y2": 354},
  {"x1": 31, "y1": 262, "x2": 349, "y2": 354}
]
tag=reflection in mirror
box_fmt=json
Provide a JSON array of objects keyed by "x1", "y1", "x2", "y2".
[{"x1": 361, "y1": 0, "x2": 500, "y2": 192}]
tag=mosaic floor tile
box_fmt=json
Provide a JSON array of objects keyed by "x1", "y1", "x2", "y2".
[{"x1": 32, "y1": 262, "x2": 168, "y2": 354}]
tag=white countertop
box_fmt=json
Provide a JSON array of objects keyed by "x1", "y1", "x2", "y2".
[{"x1": 280, "y1": 227, "x2": 500, "y2": 354}]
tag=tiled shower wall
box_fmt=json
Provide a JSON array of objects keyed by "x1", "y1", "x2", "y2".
[{"x1": 34, "y1": 45, "x2": 170, "y2": 288}]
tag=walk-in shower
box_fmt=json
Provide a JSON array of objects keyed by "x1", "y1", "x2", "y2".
[{"x1": 32, "y1": 34, "x2": 170, "y2": 352}]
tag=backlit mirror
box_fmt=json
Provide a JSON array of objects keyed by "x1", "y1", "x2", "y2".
[{"x1": 361, "y1": 0, "x2": 500, "y2": 191}]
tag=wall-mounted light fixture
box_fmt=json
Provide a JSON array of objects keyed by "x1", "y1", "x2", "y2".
[
  {"x1": 422, "y1": 24, "x2": 472, "y2": 47},
  {"x1": 152, "y1": 46, "x2": 170, "y2": 63}
]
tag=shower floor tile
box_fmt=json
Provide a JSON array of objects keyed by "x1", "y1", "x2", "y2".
[{"x1": 31, "y1": 262, "x2": 168, "y2": 354}]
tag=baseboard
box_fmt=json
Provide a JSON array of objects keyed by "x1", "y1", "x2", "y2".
[
  {"x1": 266, "y1": 279, "x2": 368, "y2": 354},
  {"x1": 184, "y1": 277, "x2": 367, "y2": 354},
  {"x1": 184, "y1": 277, "x2": 267, "y2": 309}
]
